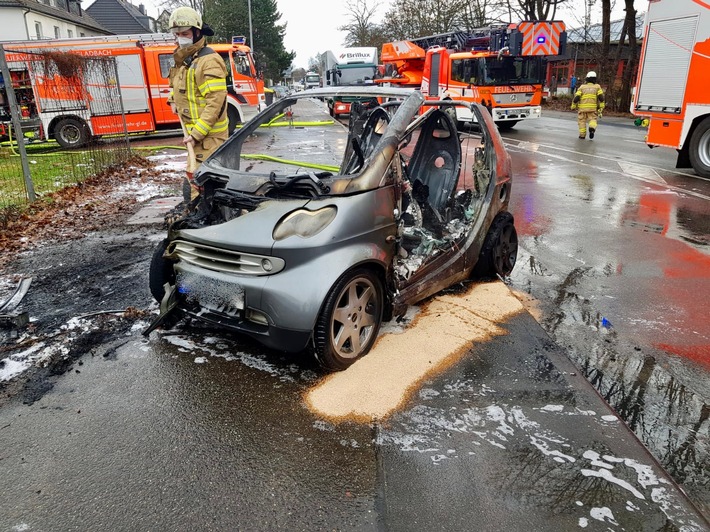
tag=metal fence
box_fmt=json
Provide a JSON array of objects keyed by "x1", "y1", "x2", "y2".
[{"x1": 0, "y1": 45, "x2": 133, "y2": 211}]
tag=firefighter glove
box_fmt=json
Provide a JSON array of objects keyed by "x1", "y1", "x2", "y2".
[
  {"x1": 571, "y1": 104, "x2": 577, "y2": 111},
  {"x1": 597, "y1": 109, "x2": 603, "y2": 118}
]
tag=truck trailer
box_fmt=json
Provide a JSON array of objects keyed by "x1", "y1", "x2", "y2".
[{"x1": 320, "y1": 47, "x2": 379, "y2": 118}]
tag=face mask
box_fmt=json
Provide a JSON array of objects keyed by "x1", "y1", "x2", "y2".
[{"x1": 177, "y1": 36, "x2": 193, "y2": 48}]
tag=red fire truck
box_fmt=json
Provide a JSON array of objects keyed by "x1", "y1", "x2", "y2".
[
  {"x1": 0, "y1": 33, "x2": 265, "y2": 148},
  {"x1": 632, "y1": 0, "x2": 710, "y2": 178},
  {"x1": 376, "y1": 21, "x2": 566, "y2": 129}
]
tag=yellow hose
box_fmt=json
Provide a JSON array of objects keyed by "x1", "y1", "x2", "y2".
[
  {"x1": 241, "y1": 154, "x2": 339, "y2": 172},
  {"x1": 259, "y1": 120, "x2": 335, "y2": 127}
]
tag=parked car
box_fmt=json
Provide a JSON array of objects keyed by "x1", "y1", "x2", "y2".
[
  {"x1": 146, "y1": 86, "x2": 518, "y2": 371},
  {"x1": 271, "y1": 85, "x2": 289, "y2": 100}
]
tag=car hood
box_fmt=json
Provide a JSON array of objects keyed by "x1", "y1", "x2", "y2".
[{"x1": 176, "y1": 197, "x2": 310, "y2": 252}]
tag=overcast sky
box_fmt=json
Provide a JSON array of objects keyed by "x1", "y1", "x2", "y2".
[
  {"x1": 106, "y1": 0, "x2": 631, "y2": 69},
  {"x1": 276, "y1": 0, "x2": 630, "y2": 68}
]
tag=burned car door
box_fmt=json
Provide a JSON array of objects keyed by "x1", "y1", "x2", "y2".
[{"x1": 391, "y1": 101, "x2": 514, "y2": 313}]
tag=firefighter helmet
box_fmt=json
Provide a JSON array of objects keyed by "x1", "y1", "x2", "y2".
[
  {"x1": 169, "y1": 6, "x2": 214, "y2": 35},
  {"x1": 586, "y1": 71, "x2": 597, "y2": 79},
  {"x1": 169, "y1": 7, "x2": 202, "y2": 30}
]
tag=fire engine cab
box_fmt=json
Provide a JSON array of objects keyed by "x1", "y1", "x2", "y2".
[{"x1": 377, "y1": 21, "x2": 566, "y2": 129}]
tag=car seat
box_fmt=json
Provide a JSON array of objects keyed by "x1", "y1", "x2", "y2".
[
  {"x1": 341, "y1": 106, "x2": 391, "y2": 175},
  {"x1": 406, "y1": 109, "x2": 461, "y2": 215}
]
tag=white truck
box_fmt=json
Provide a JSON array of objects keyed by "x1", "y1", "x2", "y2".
[
  {"x1": 320, "y1": 47, "x2": 379, "y2": 117},
  {"x1": 304, "y1": 71, "x2": 320, "y2": 89}
]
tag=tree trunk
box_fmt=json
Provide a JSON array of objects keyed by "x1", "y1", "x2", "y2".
[{"x1": 618, "y1": 0, "x2": 638, "y2": 113}]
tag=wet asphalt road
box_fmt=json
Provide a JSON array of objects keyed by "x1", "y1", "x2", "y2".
[
  {"x1": 0, "y1": 101, "x2": 708, "y2": 530},
  {"x1": 502, "y1": 110, "x2": 710, "y2": 515}
]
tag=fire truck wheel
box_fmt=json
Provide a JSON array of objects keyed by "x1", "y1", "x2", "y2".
[
  {"x1": 496, "y1": 121, "x2": 519, "y2": 131},
  {"x1": 227, "y1": 107, "x2": 241, "y2": 135},
  {"x1": 55, "y1": 118, "x2": 89, "y2": 149},
  {"x1": 689, "y1": 117, "x2": 710, "y2": 178}
]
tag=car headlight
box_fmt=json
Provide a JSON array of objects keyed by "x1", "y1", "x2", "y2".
[{"x1": 273, "y1": 206, "x2": 337, "y2": 240}]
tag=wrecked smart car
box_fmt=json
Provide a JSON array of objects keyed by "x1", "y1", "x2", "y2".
[{"x1": 146, "y1": 87, "x2": 518, "y2": 371}]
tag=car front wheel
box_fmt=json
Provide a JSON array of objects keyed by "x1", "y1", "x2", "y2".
[
  {"x1": 311, "y1": 268, "x2": 384, "y2": 371},
  {"x1": 149, "y1": 239, "x2": 175, "y2": 303}
]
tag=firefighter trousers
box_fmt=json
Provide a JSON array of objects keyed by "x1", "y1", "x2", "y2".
[
  {"x1": 185, "y1": 135, "x2": 227, "y2": 201},
  {"x1": 577, "y1": 111, "x2": 598, "y2": 138}
]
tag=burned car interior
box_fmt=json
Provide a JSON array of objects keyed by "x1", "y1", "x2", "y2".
[{"x1": 147, "y1": 87, "x2": 517, "y2": 371}]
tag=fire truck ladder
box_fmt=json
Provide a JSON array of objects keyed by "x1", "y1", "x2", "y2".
[
  {"x1": 408, "y1": 25, "x2": 510, "y2": 53},
  {"x1": 1, "y1": 33, "x2": 178, "y2": 47}
]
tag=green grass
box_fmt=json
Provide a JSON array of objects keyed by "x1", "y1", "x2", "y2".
[{"x1": 0, "y1": 140, "x2": 134, "y2": 210}]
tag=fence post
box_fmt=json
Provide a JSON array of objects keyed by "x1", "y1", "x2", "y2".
[{"x1": 0, "y1": 44, "x2": 36, "y2": 202}]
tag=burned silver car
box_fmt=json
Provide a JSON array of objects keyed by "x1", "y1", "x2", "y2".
[{"x1": 146, "y1": 87, "x2": 518, "y2": 371}]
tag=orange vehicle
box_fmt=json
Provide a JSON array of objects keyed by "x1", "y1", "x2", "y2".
[
  {"x1": 0, "y1": 33, "x2": 265, "y2": 148},
  {"x1": 377, "y1": 22, "x2": 566, "y2": 130},
  {"x1": 632, "y1": 0, "x2": 710, "y2": 178}
]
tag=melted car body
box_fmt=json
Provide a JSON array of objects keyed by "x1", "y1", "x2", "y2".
[{"x1": 147, "y1": 87, "x2": 518, "y2": 371}]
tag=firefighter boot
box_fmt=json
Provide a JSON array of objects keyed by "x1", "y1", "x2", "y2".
[{"x1": 589, "y1": 127, "x2": 596, "y2": 139}]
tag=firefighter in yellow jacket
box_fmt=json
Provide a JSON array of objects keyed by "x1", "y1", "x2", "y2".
[
  {"x1": 571, "y1": 71, "x2": 605, "y2": 140},
  {"x1": 168, "y1": 7, "x2": 228, "y2": 199}
]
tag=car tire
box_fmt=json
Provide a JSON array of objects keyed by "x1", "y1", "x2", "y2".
[
  {"x1": 472, "y1": 212, "x2": 518, "y2": 279},
  {"x1": 55, "y1": 118, "x2": 89, "y2": 149},
  {"x1": 689, "y1": 116, "x2": 710, "y2": 178},
  {"x1": 311, "y1": 268, "x2": 384, "y2": 372},
  {"x1": 149, "y1": 239, "x2": 175, "y2": 303}
]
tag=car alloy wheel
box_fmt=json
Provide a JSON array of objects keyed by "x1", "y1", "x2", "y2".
[{"x1": 312, "y1": 268, "x2": 383, "y2": 371}]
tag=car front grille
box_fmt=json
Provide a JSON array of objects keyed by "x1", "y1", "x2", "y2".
[{"x1": 169, "y1": 240, "x2": 285, "y2": 276}]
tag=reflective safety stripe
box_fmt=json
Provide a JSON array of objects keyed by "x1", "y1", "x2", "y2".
[
  {"x1": 199, "y1": 78, "x2": 227, "y2": 94},
  {"x1": 576, "y1": 84, "x2": 603, "y2": 111},
  {"x1": 187, "y1": 66, "x2": 200, "y2": 122},
  {"x1": 184, "y1": 62, "x2": 226, "y2": 136},
  {"x1": 189, "y1": 117, "x2": 228, "y2": 137}
]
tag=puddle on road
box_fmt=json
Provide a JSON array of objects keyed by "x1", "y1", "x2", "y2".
[
  {"x1": 305, "y1": 281, "x2": 523, "y2": 422},
  {"x1": 509, "y1": 246, "x2": 710, "y2": 514}
]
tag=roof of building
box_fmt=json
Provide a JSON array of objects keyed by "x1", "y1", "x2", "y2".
[
  {"x1": 85, "y1": 0, "x2": 155, "y2": 34},
  {"x1": 567, "y1": 13, "x2": 645, "y2": 44},
  {"x1": 0, "y1": 0, "x2": 109, "y2": 33}
]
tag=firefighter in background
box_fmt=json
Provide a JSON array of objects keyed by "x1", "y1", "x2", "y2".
[
  {"x1": 167, "y1": 6, "x2": 228, "y2": 200},
  {"x1": 571, "y1": 71, "x2": 605, "y2": 140}
]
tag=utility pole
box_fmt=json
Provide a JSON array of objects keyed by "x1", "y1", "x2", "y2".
[
  {"x1": 248, "y1": 0, "x2": 254, "y2": 52},
  {"x1": 0, "y1": 45, "x2": 36, "y2": 202}
]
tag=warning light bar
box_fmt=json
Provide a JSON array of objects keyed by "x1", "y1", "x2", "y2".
[{"x1": 232, "y1": 36, "x2": 246, "y2": 45}]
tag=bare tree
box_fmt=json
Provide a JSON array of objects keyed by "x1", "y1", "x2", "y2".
[
  {"x1": 459, "y1": 0, "x2": 509, "y2": 27},
  {"x1": 159, "y1": 0, "x2": 204, "y2": 16},
  {"x1": 617, "y1": 0, "x2": 638, "y2": 112},
  {"x1": 382, "y1": 0, "x2": 470, "y2": 40},
  {"x1": 339, "y1": 0, "x2": 380, "y2": 46},
  {"x1": 504, "y1": 0, "x2": 568, "y2": 20}
]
